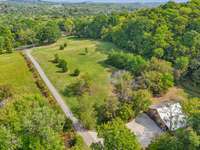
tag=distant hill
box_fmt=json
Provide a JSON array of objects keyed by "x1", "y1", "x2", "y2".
[{"x1": 5, "y1": 0, "x2": 165, "y2": 4}]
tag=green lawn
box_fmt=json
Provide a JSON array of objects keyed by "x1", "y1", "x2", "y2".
[
  {"x1": 0, "y1": 52, "x2": 40, "y2": 97},
  {"x1": 32, "y1": 37, "x2": 116, "y2": 114}
]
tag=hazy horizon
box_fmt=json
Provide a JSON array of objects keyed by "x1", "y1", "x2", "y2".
[{"x1": 44, "y1": 0, "x2": 188, "y2": 3}]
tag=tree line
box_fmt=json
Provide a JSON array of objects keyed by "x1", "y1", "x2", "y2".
[{"x1": 73, "y1": 0, "x2": 200, "y2": 87}]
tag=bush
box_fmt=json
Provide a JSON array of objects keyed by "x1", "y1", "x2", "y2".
[
  {"x1": 143, "y1": 71, "x2": 174, "y2": 96},
  {"x1": 59, "y1": 45, "x2": 64, "y2": 50},
  {"x1": 107, "y1": 51, "x2": 148, "y2": 75},
  {"x1": 64, "y1": 76, "x2": 91, "y2": 96},
  {"x1": 72, "y1": 68, "x2": 80, "y2": 77},
  {"x1": 77, "y1": 94, "x2": 96, "y2": 129},
  {"x1": 91, "y1": 142, "x2": 104, "y2": 150},
  {"x1": 117, "y1": 103, "x2": 135, "y2": 122},
  {"x1": 132, "y1": 90, "x2": 152, "y2": 115},
  {"x1": 58, "y1": 59, "x2": 68, "y2": 72},
  {"x1": 71, "y1": 135, "x2": 84, "y2": 150},
  {"x1": 85, "y1": 47, "x2": 88, "y2": 54},
  {"x1": 64, "y1": 42, "x2": 67, "y2": 47},
  {"x1": 0, "y1": 85, "x2": 13, "y2": 101},
  {"x1": 53, "y1": 54, "x2": 60, "y2": 63},
  {"x1": 99, "y1": 97, "x2": 119, "y2": 122},
  {"x1": 63, "y1": 118, "x2": 73, "y2": 132},
  {"x1": 153, "y1": 48, "x2": 164, "y2": 58}
]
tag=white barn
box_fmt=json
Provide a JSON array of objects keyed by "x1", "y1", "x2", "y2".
[{"x1": 148, "y1": 102, "x2": 187, "y2": 131}]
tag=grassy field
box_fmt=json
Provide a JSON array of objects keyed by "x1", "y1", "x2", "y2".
[
  {"x1": 0, "y1": 52, "x2": 40, "y2": 97},
  {"x1": 32, "y1": 37, "x2": 116, "y2": 115}
]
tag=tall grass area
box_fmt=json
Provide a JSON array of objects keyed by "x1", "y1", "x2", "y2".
[
  {"x1": 0, "y1": 52, "x2": 40, "y2": 97},
  {"x1": 32, "y1": 37, "x2": 115, "y2": 116}
]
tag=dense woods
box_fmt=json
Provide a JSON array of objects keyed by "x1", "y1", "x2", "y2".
[{"x1": 73, "y1": 0, "x2": 200, "y2": 89}]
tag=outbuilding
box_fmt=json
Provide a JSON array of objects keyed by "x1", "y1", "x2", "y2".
[{"x1": 147, "y1": 102, "x2": 187, "y2": 131}]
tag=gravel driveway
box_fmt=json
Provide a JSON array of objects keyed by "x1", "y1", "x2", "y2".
[{"x1": 126, "y1": 113, "x2": 163, "y2": 148}]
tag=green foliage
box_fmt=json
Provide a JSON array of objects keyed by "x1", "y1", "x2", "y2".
[
  {"x1": 113, "y1": 71, "x2": 133, "y2": 102},
  {"x1": 144, "y1": 71, "x2": 174, "y2": 95},
  {"x1": 53, "y1": 54, "x2": 60, "y2": 63},
  {"x1": 77, "y1": 94, "x2": 96, "y2": 129},
  {"x1": 85, "y1": 47, "x2": 88, "y2": 54},
  {"x1": 132, "y1": 90, "x2": 152, "y2": 116},
  {"x1": 0, "y1": 37, "x2": 4, "y2": 54},
  {"x1": 58, "y1": 59, "x2": 68, "y2": 72},
  {"x1": 73, "y1": 0, "x2": 200, "y2": 86},
  {"x1": 0, "y1": 85, "x2": 13, "y2": 101},
  {"x1": 72, "y1": 68, "x2": 80, "y2": 77},
  {"x1": 107, "y1": 51, "x2": 148, "y2": 75},
  {"x1": 0, "y1": 126, "x2": 19, "y2": 150},
  {"x1": 0, "y1": 95, "x2": 66, "y2": 150},
  {"x1": 98, "y1": 118, "x2": 141, "y2": 150},
  {"x1": 148, "y1": 132, "x2": 182, "y2": 150},
  {"x1": 64, "y1": 18, "x2": 74, "y2": 35},
  {"x1": 71, "y1": 135, "x2": 85, "y2": 150},
  {"x1": 60, "y1": 45, "x2": 65, "y2": 50},
  {"x1": 99, "y1": 97, "x2": 119, "y2": 122},
  {"x1": 153, "y1": 48, "x2": 164, "y2": 58},
  {"x1": 187, "y1": 57, "x2": 200, "y2": 85},
  {"x1": 182, "y1": 98, "x2": 200, "y2": 135},
  {"x1": 149, "y1": 129, "x2": 200, "y2": 150},
  {"x1": 64, "y1": 75, "x2": 91, "y2": 96},
  {"x1": 90, "y1": 142, "x2": 104, "y2": 150},
  {"x1": 117, "y1": 103, "x2": 134, "y2": 122},
  {"x1": 63, "y1": 118, "x2": 73, "y2": 132},
  {"x1": 174, "y1": 56, "x2": 189, "y2": 79},
  {"x1": 64, "y1": 42, "x2": 67, "y2": 47},
  {"x1": 147, "y1": 57, "x2": 173, "y2": 74},
  {"x1": 4, "y1": 37, "x2": 13, "y2": 53},
  {"x1": 37, "y1": 21, "x2": 61, "y2": 44}
]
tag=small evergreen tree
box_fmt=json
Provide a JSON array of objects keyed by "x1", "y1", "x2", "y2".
[
  {"x1": 59, "y1": 45, "x2": 64, "y2": 50},
  {"x1": 58, "y1": 59, "x2": 68, "y2": 72},
  {"x1": 73, "y1": 68, "x2": 80, "y2": 76},
  {"x1": 85, "y1": 47, "x2": 88, "y2": 54},
  {"x1": 53, "y1": 54, "x2": 60, "y2": 63},
  {"x1": 64, "y1": 42, "x2": 67, "y2": 47}
]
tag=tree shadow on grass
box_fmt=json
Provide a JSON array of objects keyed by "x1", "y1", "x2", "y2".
[{"x1": 79, "y1": 52, "x2": 86, "y2": 56}]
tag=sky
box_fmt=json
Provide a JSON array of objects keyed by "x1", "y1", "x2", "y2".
[{"x1": 49, "y1": 0, "x2": 188, "y2": 3}]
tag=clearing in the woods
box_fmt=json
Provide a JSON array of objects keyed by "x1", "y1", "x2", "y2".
[{"x1": 32, "y1": 37, "x2": 115, "y2": 115}]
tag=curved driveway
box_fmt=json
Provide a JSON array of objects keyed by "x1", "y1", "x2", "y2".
[{"x1": 24, "y1": 49, "x2": 102, "y2": 146}]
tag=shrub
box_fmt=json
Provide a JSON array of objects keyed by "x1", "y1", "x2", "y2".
[
  {"x1": 72, "y1": 68, "x2": 80, "y2": 77},
  {"x1": 53, "y1": 54, "x2": 60, "y2": 63},
  {"x1": 63, "y1": 118, "x2": 73, "y2": 132},
  {"x1": 132, "y1": 90, "x2": 152, "y2": 115},
  {"x1": 143, "y1": 71, "x2": 174, "y2": 96},
  {"x1": 153, "y1": 48, "x2": 164, "y2": 58},
  {"x1": 85, "y1": 47, "x2": 88, "y2": 54},
  {"x1": 58, "y1": 59, "x2": 68, "y2": 72},
  {"x1": 70, "y1": 135, "x2": 85, "y2": 149},
  {"x1": 0, "y1": 85, "x2": 13, "y2": 101},
  {"x1": 60, "y1": 45, "x2": 64, "y2": 50},
  {"x1": 99, "y1": 97, "x2": 119, "y2": 122},
  {"x1": 117, "y1": 103, "x2": 135, "y2": 122},
  {"x1": 77, "y1": 94, "x2": 96, "y2": 129},
  {"x1": 64, "y1": 42, "x2": 67, "y2": 47},
  {"x1": 107, "y1": 51, "x2": 148, "y2": 75}
]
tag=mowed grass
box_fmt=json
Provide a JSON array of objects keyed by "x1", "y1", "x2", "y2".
[
  {"x1": 32, "y1": 37, "x2": 116, "y2": 114},
  {"x1": 0, "y1": 52, "x2": 40, "y2": 97}
]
